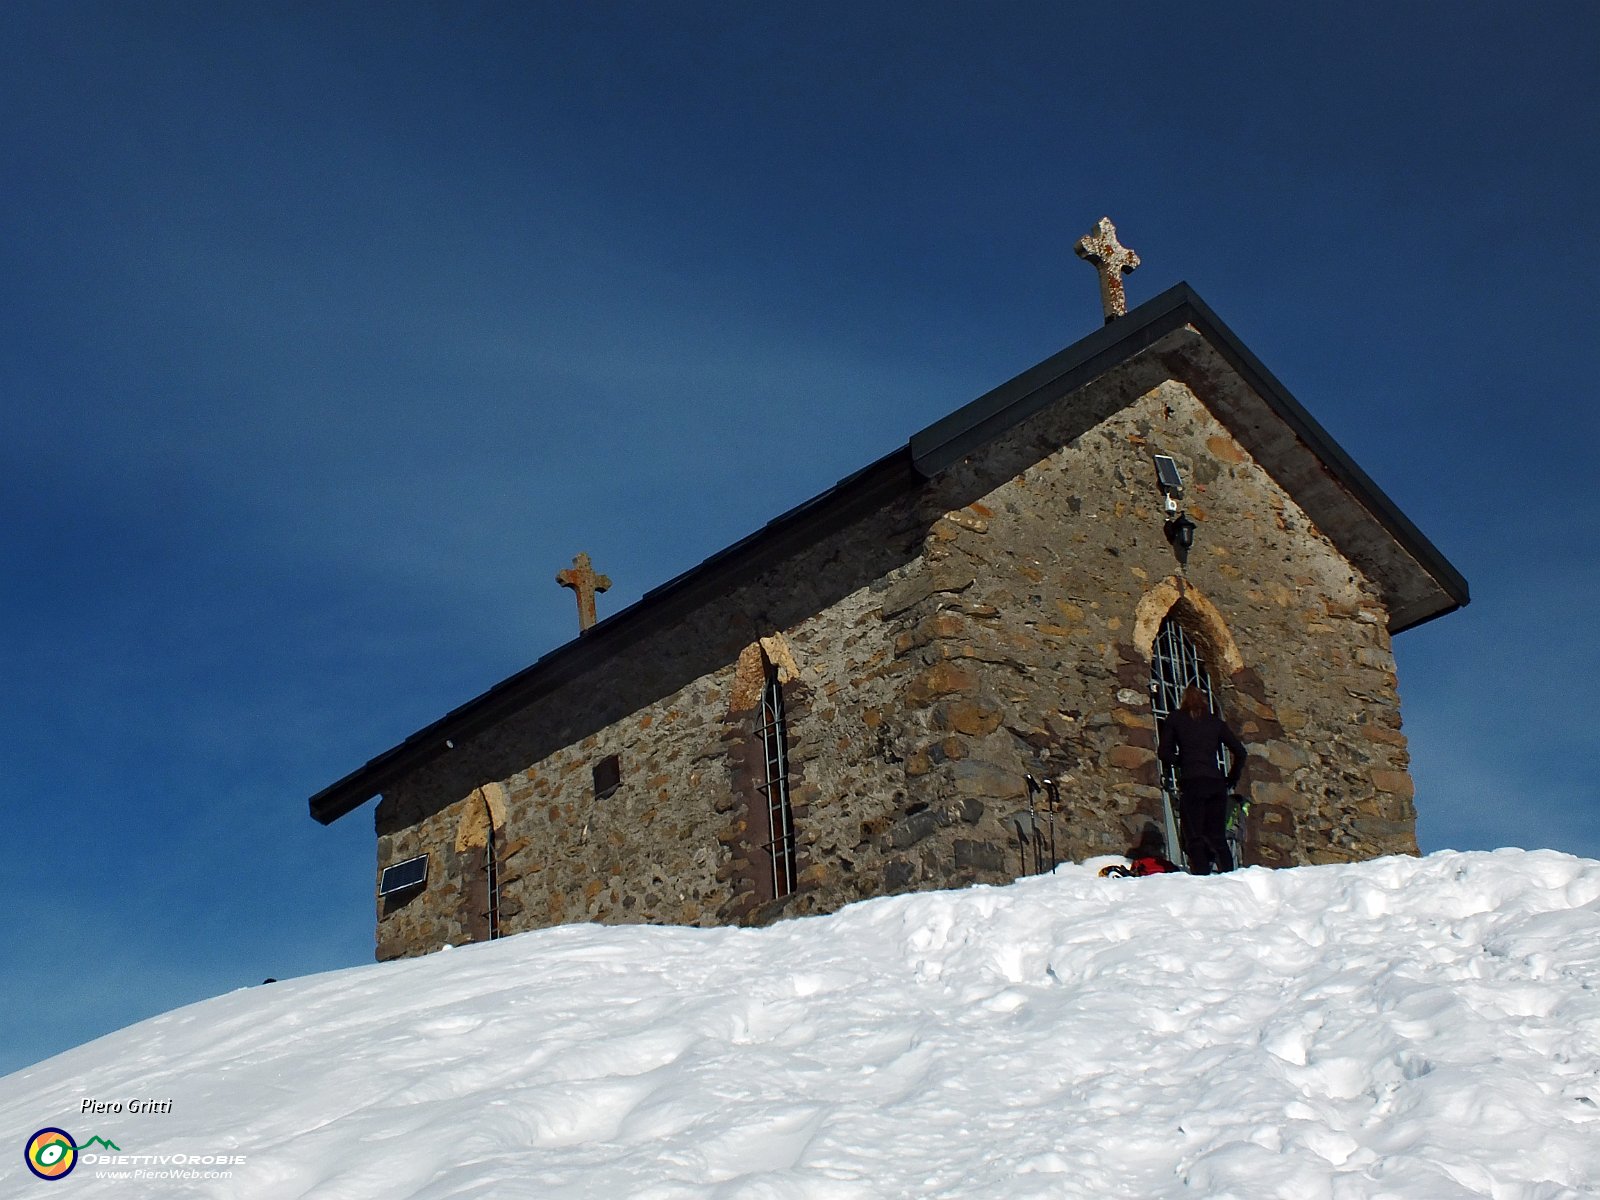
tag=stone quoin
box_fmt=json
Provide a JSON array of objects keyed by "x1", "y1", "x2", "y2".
[{"x1": 309, "y1": 250, "x2": 1468, "y2": 961}]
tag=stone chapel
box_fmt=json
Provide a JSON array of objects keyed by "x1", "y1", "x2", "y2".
[{"x1": 310, "y1": 222, "x2": 1468, "y2": 961}]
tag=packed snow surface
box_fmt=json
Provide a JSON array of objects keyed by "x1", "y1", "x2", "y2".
[{"x1": 5, "y1": 851, "x2": 1600, "y2": 1198}]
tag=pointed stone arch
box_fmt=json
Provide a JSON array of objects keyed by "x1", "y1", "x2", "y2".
[
  {"x1": 1131, "y1": 578, "x2": 1278, "y2": 870},
  {"x1": 1132, "y1": 577, "x2": 1244, "y2": 674},
  {"x1": 454, "y1": 782, "x2": 508, "y2": 854},
  {"x1": 455, "y1": 782, "x2": 509, "y2": 943},
  {"x1": 720, "y1": 630, "x2": 811, "y2": 922},
  {"x1": 728, "y1": 631, "x2": 801, "y2": 714}
]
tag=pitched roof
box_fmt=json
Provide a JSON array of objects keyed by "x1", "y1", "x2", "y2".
[{"x1": 309, "y1": 282, "x2": 1468, "y2": 825}]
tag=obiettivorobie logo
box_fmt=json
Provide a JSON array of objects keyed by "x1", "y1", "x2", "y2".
[
  {"x1": 24, "y1": 1130, "x2": 119, "y2": 1181},
  {"x1": 24, "y1": 1129, "x2": 244, "y2": 1183}
]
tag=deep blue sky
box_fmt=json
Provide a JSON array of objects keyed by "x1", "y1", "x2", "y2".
[{"x1": 3, "y1": 3, "x2": 1595, "y2": 1079}]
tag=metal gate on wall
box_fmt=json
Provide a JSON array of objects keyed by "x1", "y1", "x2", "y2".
[
  {"x1": 756, "y1": 665, "x2": 798, "y2": 900},
  {"x1": 1149, "y1": 615, "x2": 1234, "y2": 867}
]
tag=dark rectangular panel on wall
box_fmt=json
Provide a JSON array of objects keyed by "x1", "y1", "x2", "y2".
[{"x1": 379, "y1": 854, "x2": 428, "y2": 895}]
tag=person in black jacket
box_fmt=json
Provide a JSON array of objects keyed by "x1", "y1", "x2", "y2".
[{"x1": 1156, "y1": 685, "x2": 1247, "y2": 875}]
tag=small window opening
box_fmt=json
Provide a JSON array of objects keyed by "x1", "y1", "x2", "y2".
[{"x1": 593, "y1": 754, "x2": 621, "y2": 801}]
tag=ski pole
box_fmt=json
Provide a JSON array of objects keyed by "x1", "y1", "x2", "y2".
[
  {"x1": 1043, "y1": 777, "x2": 1060, "y2": 870},
  {"x1": 1023, "y1": 774, "x2": 1042, "y2": 874}
]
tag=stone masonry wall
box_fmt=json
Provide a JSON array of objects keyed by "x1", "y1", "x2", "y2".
[
  {"x1": 373, "y1": 490, "x2": 931, "y2": 959},
  {"x1": 880, "y1": 375, "x2": 1416, "y2": 887},
  {"x1": 372, "y1": 363, "x2": 1417, "y2": 959}
]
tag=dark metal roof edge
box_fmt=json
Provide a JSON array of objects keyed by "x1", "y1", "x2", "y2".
[
  {"x1": 313, "y1": 284, "x2": 1471, "y2": 825},
  {"x1": 1391, "y1": 598, "x2": 1466, "y2": 637},
  {"x1": 309, "y1": 447, "x2": 916, "y2": 824},
  {"x1": 1169, "y1": 287, "x2": 1471, "y2": 613},
  {"x1": 910, "y1": 281, "x2": 1469, "y2": 616},
  {"x1": 910, "y1": 283, "x2": 1201, "y2": 476}
]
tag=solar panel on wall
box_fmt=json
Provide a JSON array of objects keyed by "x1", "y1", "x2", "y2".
[{"x1": 379, "y1": 854, "x2": 428, "y2": 896}]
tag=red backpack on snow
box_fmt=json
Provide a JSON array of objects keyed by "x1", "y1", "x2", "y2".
[{"x1": 1100, "y1": 854, "x2": 1179, "y2": 878}]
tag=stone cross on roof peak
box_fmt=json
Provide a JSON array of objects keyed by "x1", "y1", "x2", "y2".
[
  {"x1": 556, "y1": 552, "x2": 611, "y2": 633},
  {"x1": 1074, "y1": 217, "x2": 1140, "y2": 323}
]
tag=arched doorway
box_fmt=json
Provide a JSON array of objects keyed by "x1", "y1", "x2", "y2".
[
  {"x1": 726, "y1": 634, "x2": 804, "y2": 909},
  {"x1": 455, "y1": 783, "x2": 508, "y2": 942},
  {"x1": 1149, "y1": 614, "x2": 1238, "y2": 868}
]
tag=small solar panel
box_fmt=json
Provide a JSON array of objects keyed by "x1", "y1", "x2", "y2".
[
  {"x1": 1153, "y1": 454, "x2": 1184, "y2": 493},
  {"x1": 379, "y1": 854, "x2": 428, "y2": 896}
]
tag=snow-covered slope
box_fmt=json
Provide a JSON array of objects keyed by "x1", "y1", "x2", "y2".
[{"x1": 5, "y1": 851, "x2": 1600, "y2": 1198}]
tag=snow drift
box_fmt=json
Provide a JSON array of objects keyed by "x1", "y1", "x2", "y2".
[{"x1": 4, "y1": 850, "x2": 1599, "y2": 1198}]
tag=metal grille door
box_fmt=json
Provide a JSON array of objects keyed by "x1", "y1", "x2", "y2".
[
  {"x1": 1149, "y1": 616, "x2": 1233, "y2": 865},
  {"x1": 757, "y1": 667, "x2": 798, "y2": 899},
  {"x1": 485, "y1": 818, "x2": 500, "y2": 940}
]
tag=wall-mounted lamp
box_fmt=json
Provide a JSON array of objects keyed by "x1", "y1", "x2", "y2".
[
  {"x1": 1164, "y1": 511, "x2": 1196, "y2": 558},
  {"x1": 1152, "y1": 453, "x2": 1196, "y2": 565}
]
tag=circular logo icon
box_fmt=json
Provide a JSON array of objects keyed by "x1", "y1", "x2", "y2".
[{"x1": 25, "y1": 1129, "x2": 78, "y2": 1181}]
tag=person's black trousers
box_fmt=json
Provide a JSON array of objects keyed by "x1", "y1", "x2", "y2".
[{"x1": 1179, "y1": 781, "x2": 1234, "y2": 875}]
